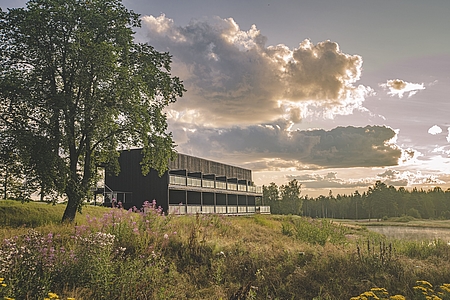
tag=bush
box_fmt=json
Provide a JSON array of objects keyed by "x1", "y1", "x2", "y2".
[{"x1": 282, "y1": 216, "x2": 348, "y2": 246}]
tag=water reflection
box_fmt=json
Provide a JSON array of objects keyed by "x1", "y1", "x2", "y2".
[{"x1": 367, "y1": 226, "x2": 450, "y2": 243}]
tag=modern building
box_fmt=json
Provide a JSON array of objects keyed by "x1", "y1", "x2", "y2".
[{"x1": 104, "y1": 149, "x2": 269, "y2": 214}]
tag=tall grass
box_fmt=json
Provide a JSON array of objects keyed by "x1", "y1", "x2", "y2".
[
  {"x1": 1, "y1": 201, "x2": 450, "y2": 299},
  {"x1": 0, "y1": 200, "x2": 109, "y2": 228}
]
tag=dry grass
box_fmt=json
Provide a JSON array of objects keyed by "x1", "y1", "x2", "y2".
[{"x1": 1, "y1": 202, "x2": 450, "y2": 299}]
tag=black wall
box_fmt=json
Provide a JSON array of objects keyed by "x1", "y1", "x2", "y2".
[{"x1": 105, "y1": 149, "x2": 169, "y2": 211}]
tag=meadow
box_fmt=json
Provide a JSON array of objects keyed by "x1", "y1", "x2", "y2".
[{"x1": 1, "y1": 200, "x2": 450, "y2": 300}]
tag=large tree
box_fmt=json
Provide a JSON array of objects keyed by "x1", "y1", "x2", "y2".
[{"x1": 0, "y1": 0, "x2": 185, "y2": 222}]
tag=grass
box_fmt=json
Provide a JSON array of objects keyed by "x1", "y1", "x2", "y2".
[
  {"x1": 335, "y1": 217, "x2": 450, "y2": 228},
  {"x1": 1, "y1": 200, "x2": 450, "y2": 299}
]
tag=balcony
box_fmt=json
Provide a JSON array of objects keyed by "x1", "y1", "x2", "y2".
[
  {"x1": 168, "y1": 205, "x2": 270, "y2": 215},
  {"x1": 168, "y1": 175, "x2": 262, "y2": 194},
  {"x1": 187, "y1": 177, "x2": 202, "y2": 187},
  {"x1": 169, "y1": 175, "x2": 186, "y2": 185}
]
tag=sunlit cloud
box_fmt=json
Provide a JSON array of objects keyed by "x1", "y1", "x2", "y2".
[
  {"x1": 142, "y1": 14, "x2": 370, "y2": 126},
  {"x1": 378, "y1": 168, "x2": 446, "y2": 186},
  {"x1": 428, "y1": 125, "x2": 442, "y2": 135},
  {"x1": 379, "y1": 79, "x2": 425, "y2": 98},
  {"x1": 287, "y1": 171, "x2": 384, "y2": 192},
  {"x1": 282, "y1": 165, "x2": 448, "y2": 196}
]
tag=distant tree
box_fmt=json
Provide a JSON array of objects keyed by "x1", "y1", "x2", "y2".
[
  {"x1": 353, "y1": 190, "x2": 362, "y2": 220},
  {"x1": 0, "y1": 139, "x2": 26, "y2": 200},
  {"x1": 0, "y1": 0, "x2": 185, "y2": 222},
  {"x1": 263, "y1": 182, "x2": 279, "y2": 206},
  {"x1": 278, "y1": 179, "x2": 302, "y2": 215},
  {"x1": 365, "y1": 181, "x2": 397, "y2": 220}
]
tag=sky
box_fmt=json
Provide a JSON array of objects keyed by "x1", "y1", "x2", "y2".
[{"x1": 2, "y1": 0, "x2": 450, "y2": 197}]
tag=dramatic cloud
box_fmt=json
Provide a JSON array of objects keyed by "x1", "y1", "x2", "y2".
[
  {"x1": 174, "y1": 122, "x2": 407, "y2": 170},
  {"x1": 380, "y1": 79, "x2": 425, "y2": 98},
  {"x1": 141, "y1": 15, "x2": 369, "y2": 126}
]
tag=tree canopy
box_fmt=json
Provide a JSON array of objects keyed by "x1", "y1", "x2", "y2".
[{"x1": 0, "y1": 0, "x2": 185, "y2": 222}]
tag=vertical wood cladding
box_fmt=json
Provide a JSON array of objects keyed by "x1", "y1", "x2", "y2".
[
  {"x1": 105, "y1": 149, "x2": 257, "y2": 212},
  {"x1": 105, "y1": 149, "x2": 169, "y2": 211},
  {"x1": 168, "y1": 153, "x2": 252, "y2": 181}
]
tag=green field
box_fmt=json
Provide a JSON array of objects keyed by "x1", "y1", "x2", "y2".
[{"x1": 1, "y1": 200, "x2": 450, "y2": 300}]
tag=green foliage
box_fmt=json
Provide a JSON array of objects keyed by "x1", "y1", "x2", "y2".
[
  {"x1": 408, "y1": 208, "x2": 422, "y2": 219},
  {"x1": 282, "y1": 216, "x2": 348, "y2": 246},
  {"x1": 393, "y1": 238, "x2": 450, "y2": 260},
  {"x1": 0, "y1": 200, "x2": 109, "y2": 228},
  {"x1": 264, "y1": 179, "x2": 303, "y2": 215},
  {"x1": 2, "y1": 204, "x2": 450, "y2": 299},
  {"x1": 301, "y1": 181, "x2": 450, "y2": 221},
  {"x1": 0, "y1": 0, "x2": 185, "y2": 222}
]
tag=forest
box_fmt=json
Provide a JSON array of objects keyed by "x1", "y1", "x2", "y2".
[{"x1": 263, "y1": 180, "x2": 450, "y2": 220}]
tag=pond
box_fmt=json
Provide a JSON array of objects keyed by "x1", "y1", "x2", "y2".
[{"x1": 367, "y1": 225, "x2": 450, "y2": 242}]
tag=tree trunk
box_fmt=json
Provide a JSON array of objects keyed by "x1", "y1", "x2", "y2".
[
  {"x1": 3, "y1": 167, "x2": 7, "y2": 200},
  {"x1": 62, "y1": 192, "x2": 80, "y2": 223},
  {"x1": 62, "y1": 177, "x2": 82, "y2": 223}
]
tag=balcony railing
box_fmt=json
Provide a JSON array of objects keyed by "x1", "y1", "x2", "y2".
[
  {"x1": 203, "y1": 179, "x2": 215, "y2": 188},
  {"x1": 238, "y1": 184, "x2": 247, "y2": 191},
  {"x1": 168, "y1": 205, "x2": 271, "y2": 215},
  {"x1": 215, "y1": 181, "x2": 227, "y2": 190},
  {"x1": 187, "y1": 177, "x2": 202, "y2": 187},
  {"x1": 227, "y1": 183, "x2": 237, "y2": 191},
  {"x1": 170, "y1": 175, "x2": 186, "y2": 185},
  {"x1": 169, "y1": 175, "x2": 262, "y2": 194}
]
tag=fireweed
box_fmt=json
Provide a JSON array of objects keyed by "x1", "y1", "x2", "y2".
[
  {"x1": 0, "y1": 200, "x2": 176, "y2": 299},
  {"x1": 82, "y1": 200, "x2": 176, "y2": 255}
]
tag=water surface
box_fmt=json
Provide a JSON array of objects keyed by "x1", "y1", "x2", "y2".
[{"x1": 367, "y1": 226, "x2": 450, "y2": 242}]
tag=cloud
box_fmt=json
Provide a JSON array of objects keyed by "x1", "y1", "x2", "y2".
[
  {"x1": 428, "y1": 125, "x2": 442, "y2": 135},
  {"x1": 285, "y1": 167, "x2": 445, "y2": 196},
  {"x1": 141, "y1": 15, "x2": 370, "y2": 126},
  {"x1": 380, "y1": 79, "x2": 425, "y2": 98},
  {"x1": 173, "y1": 122, "x2": 408, "y2": 170},
  {"x1": 377, "y1": 168, "x2": 445, "y2": 186},
  {"x1": 286, "y1": 172, "x2": 376, "y2": 191}
]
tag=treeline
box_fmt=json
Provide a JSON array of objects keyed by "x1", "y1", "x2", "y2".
[{"x1": 262, "y1": 180, "x2": 450, "y2": 220}]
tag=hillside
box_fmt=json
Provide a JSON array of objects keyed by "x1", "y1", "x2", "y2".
[{"x1": 1, "y1": 200, "x2": 450, "y2": 299}]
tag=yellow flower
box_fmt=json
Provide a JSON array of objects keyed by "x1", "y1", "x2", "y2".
[
  {"x1": 440, "y1": 284, "x2": 450, "y2": 293},
  {"x1": 371, "y1": 287, "x2": 389, "y2": 295},
  {"x1": 67, "y1": 298, "x2": 76, "y2": 300},
  {"x1": 361, "y1": 291, "x2": 380, "y2": 299},
  {"x1": 47, "y1": 292, "x2": 59, "y2": 299},
  {"x1": 417, "y1": 280, "x2": 433, "y2": 288},
  {"x1": 414, "y1": 285, "x2": 430, "y2": 294},
  {"x1": 389, "y1": 295, "x2": 406, "y2": 300}
]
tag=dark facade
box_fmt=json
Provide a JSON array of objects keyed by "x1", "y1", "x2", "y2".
[{"x1": 104, "y1": 149, "x2": 267, "y2": 214}]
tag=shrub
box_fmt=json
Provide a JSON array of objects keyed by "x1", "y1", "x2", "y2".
[{"x1": 282, "y1": 216, "x2": 348, "y2": 246}]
